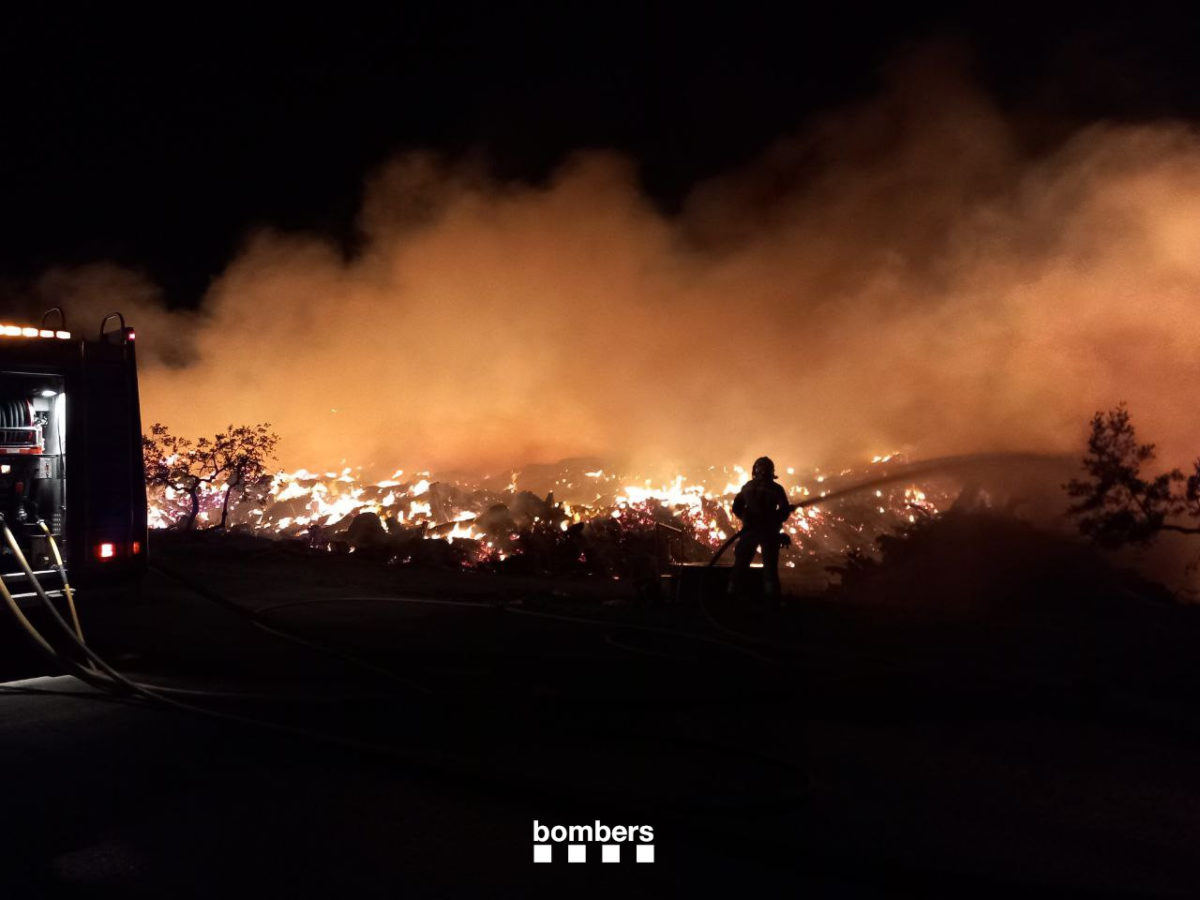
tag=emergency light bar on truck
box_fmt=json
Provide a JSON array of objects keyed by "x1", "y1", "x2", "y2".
[
  {"x1": 0, "y1": 326, "x2": 72, "y2": 339},
  {"x1": 0, "y1": 309, "x2": 146, "y2": 605}
]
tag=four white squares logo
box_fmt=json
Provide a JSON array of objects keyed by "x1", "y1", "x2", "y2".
[{"x1": 532, "y1": 821, "x2": 655, "y2": 864}]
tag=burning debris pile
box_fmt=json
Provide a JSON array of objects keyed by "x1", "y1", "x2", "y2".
[{"x1": 146, "y1": 454, "x2": 947, "y2": 581}]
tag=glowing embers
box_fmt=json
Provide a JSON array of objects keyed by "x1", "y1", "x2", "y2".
[{"x1": 144, "y1": 453, "x2": 947, "y2": 571}]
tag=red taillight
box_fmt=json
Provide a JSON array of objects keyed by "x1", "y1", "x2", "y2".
[
  {"x1": 96, "y1": 542, "x2": 116, "y2": 561},
  {"x1": 131, "y1": 541, "x2": 142, "y2": 555}
]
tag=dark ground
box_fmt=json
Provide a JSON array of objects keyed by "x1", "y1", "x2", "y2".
[{"x1": 1, "y1": 521, "x2": 1198, "y2": 897}]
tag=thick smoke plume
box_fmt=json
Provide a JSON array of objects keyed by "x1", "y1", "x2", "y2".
[{"x1": 30, "y1": 55, "x2": 1200, "y2": 476}]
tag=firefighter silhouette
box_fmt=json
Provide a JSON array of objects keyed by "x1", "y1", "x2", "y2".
[{"x1": 729, "y1": 456, "x2": 792, "y2": 600}]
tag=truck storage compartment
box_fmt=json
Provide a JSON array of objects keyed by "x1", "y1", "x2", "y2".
[{"x1": 0, "y1": 373, "x2": 66, "y2": 576}]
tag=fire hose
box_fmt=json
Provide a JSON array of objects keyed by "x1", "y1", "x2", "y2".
[
  {"x1": 0, "y1": 516, "x2": 113, "y2": 686},
  {"x1": 0, "y1": 516, "x2": 781, "y2": 700},
  {"x1": 706, "y1": 469, "x2": 908, "y2": 567},
  {"x1": 707, "y1": 451, "x2": 1072, "y2": 567},
  {"x1": 0, "y1": 451, "x2": 1073, "y2": 824},
  {"x1": 0, "y1": 517, "x2": 493, "y2": 757},
  {"x1": 0, "y1": 526, "x2": 809, "y2": 814},
  {"x1": 0, "y1": 517, "x2": 424, "y2": 701},
  {"x1": 700, "y1": 452, "x2": 1074, "y2": 651},
  {"x1": 38, "y1": 519, "x2": 84, "y2": 644}
]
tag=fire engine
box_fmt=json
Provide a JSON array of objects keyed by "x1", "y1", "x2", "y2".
[{"x1": 0, "y1": 310, "x2": 146, "y2": 608}]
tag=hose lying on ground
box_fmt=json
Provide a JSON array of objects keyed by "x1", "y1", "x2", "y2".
[{"x1": 0, "y1": 528, "x2": 811, "y2": 816}]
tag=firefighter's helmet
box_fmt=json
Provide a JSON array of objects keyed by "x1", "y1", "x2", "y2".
[{"x1": 752, "y1": 456, "x2": 777, "y2": 480}]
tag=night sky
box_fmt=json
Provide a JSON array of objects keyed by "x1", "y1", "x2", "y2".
[{"x1": 1, "y1": 4, "x2": 1197, "y2": 307}]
